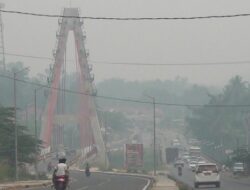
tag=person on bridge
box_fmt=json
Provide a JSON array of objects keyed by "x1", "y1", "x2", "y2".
[{"x1": 53, "y1": 156, "x2": 69, "y2": 188}]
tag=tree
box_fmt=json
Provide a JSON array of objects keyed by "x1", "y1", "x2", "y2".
[
  {"x1": 0, "y1": 106, "x2": 42, "y2": 177},
  {"x1": 187, "y1": 76, "x2": 250, "y2": 149}
]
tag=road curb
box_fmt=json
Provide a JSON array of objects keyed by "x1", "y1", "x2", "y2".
[
  {"x1": 0, "y1": 181, "x2": 51, "y2": 190},
  {"x1": 167, "y1": 174, "x2": 193, "y2": 190}
]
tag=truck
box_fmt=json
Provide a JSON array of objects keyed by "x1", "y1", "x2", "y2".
[
  {"x1": 189, "y1": 146, "x2": 201, "y2": 158},
  {"x1": 165, "y1": 147, "x2": 179, "y2": 164},
  {"x1": 233, "y1": 162, "x2": 245, "y2": 175},
  {"x1": 124, "y1": 144, "x2": 143, "y2": 172}
]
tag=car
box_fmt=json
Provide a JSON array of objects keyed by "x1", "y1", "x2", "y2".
[
  {"x1": 197, "y1": 160, "x2": 206, "y2": 165},
  {"x1": 182, "y1": 153, "x2": 190, "y2": 162},
  {"x1": 189, "y1": 161, "x2": 197, "y2": 171},
  {"x1": 194, "y1": 163, "x2": 220, "y2": 188},
  {"x1": 174, "y1": 159, "x2": 185, "y2": 168},
  {"x1": 233, "y1": 162, "x2": 245, "y2": 175}
]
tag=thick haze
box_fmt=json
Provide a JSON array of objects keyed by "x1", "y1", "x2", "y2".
[{"x1": 2, "y1": 0, "x2": 250, "y2": 85}]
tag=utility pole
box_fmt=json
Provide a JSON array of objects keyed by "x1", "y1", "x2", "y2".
[
  {"x1": 145, "y1": 95, "x2": 156, "y2": 176},
  {"x1": 0, "y1": 3, "x2": 5, "y2": 70},
  {"x1": 245, "y1": 115, "x2": 250, "y2": 151},
  {"x1": 13, "y1": 67, "x2": 29, "y2": 181},
  {"x1": 104, "y1": 112, "x2": 107, "y2": 170},
  {"x1": 153, "y1": 97, "x2": 156, "y2": 176},
  {"x1": 34, "y1": 88, "x2": 42, "y2": 180},
  {"x1": 13, "y1": 72, "x2": 17, "y2": 181}
]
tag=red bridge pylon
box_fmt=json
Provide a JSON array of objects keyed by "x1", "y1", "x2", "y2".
[{"x1": 41, "y1": 8, "x2": 107, "y2": 167}]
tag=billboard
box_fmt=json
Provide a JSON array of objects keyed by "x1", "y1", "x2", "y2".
[{"x1": 124, "y1": 144, "x2": 143, "y2": 169}]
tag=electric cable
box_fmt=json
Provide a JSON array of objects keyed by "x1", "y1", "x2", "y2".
[
  {"x1": 1, "y1": 73, "x2": 250, "y2": 108},
  {"x1": 2, "y1": 52, "x2": 250, "y2": 66},
  {"x1": 2, "y1": 9, "x2": 250, "y2": 20}
]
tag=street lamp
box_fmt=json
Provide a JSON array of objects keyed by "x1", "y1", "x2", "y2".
[
  {"x1": 34, "y1": 86, "x2": 44, "y2": 179},
  {"x1": 145, "y1": 95, "x2": 156, "y2": 176},
  {"x1": 97, "y1": 107, "x2": 109, "y2": 170},
  {"x1": 13, "y1": 67, "x2": 29, "y2": 181}
]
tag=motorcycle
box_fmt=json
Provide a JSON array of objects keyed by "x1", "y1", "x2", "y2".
[
  {"x1": 85, "y1": 168, "x2": 91, "y2": 177},
  {"x1": 53, "y1": 175, "x2": 68, "y2": 190}
]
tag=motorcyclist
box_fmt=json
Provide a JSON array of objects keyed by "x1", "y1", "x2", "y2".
[
  {"x1": 47, "y1": 161, "x2": 53, "y2": 172},
  {"x1": 53, "y1": 155, "x2": 69, "y2": 188},
  {"x1": 178, "y1": 165, "x2": 182, "y2": 176},
  {"x1": 85, "y1": 162, "x2": 90, "y2": 177}
]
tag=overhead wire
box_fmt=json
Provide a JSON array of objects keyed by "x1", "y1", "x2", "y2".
[
  {"x1": 1, "y1": 73, "x2": 250, "y2": 108},
  {"x1": 2, "y1": 52, "x2": 250, "y2": 66},
  {"x1": 1, "y1": 10, "x2": 250, "y2": 108},
  {"x1": 1, "y1": 9, "x2": 250, "y2": 20},
  {"x1": 89, "y1": 60, "x2": 250, "y2": 66}
]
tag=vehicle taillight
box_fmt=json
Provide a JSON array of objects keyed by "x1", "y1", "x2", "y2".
[{"x1": 57, "y1": 177, "x2": 65, "y2": 182}]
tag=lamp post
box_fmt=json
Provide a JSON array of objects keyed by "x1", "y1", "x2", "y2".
[
  {"x1": 145, "y1": 95, "x2": 156, "y2": 176},
  {"x1": 98, "y1": 107, "x2": 108, "y2": 170},
  {"x1": 13, "y1": 67, "x2": 29, "y2": 181},
  {"x1": 34, "y1": 86, "x2": 44, "y2": 179}
]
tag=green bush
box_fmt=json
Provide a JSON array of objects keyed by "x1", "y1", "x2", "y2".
[{"x1": 0, "y1": 163, "x2": 14, "y2": 181}]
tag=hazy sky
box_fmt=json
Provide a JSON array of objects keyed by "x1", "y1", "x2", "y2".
[{"x1": 2, "y1": 0, "x2": 250, "y2": 86}]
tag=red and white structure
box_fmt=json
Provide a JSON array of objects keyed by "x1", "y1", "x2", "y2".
[{"x1": 41, "y1": 8, "x2": 106, "y2": 166}]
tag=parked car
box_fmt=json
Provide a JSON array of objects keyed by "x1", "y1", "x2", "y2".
[{"x1": 194, "y1": 163, "x2": 220, "y2": 188}]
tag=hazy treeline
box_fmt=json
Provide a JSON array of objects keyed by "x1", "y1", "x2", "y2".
[
  {"x1": 1, "y1": 62, "x2": 249, "y2": 166},
  {"x1": 187, "y1": 76, "x2": 250, "y2": 150},
  {"x1": 96, "y1": 77, "x2": 215, "y2": 127}
]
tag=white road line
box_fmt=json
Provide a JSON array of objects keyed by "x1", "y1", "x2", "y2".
[
  {"x1": 142, "y1": 178, "x2": 151, "y2": 190},
  {"x1": 76, "y1": 186, "x2": 89, "y2": 190},
  {"x1": 97, "y1": 178, "x2": 111, "y2": 186}
]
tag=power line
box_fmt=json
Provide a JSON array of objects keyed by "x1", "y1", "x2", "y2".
[
  {"x1": 1, "y1": 9, "x2": 250, "y2": 20},
  {"x1": 89, "y1": 60, "x2": 250, "y2": 66},
  {"x1": 3, "y1": 52, "x2": 250, "y2": 66},
  {"x1": 1, "y1": 73, "x2": 250, "y2": 108},
  {"x1": 5, "y1": 52, "x2": 53, "y2": 61}
]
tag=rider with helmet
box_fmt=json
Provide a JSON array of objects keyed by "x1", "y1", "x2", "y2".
[
  {"x1": 53, "y1": 153, "x2": 69, "y2": 188},
  {"x1": 85, "y1": 162, "x2": 91, "y2": 177}
]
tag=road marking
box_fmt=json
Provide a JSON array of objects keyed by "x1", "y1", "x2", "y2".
[
  {"x1": 97, "y1": 178, "x2": 111, "y2": 186},
  {"x1": 142, "y1": 178, "x2": 151, "y2": 190},
  {"x1": 76, "y1": 186, "x2": 88, "y2": 190}
]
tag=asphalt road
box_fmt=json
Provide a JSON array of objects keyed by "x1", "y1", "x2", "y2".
[
  {"x1": 169, "y1": 166, "x2": 250, "y2": 190},
  {"x1": 30, "y1": 171, "x2": 149, "y2": 190}
]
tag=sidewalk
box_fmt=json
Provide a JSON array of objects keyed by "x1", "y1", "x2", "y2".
[
  {"x1": 0, "y1": 180, "x2": 51, "y2": 190},
  {"x1": 152, "y1": 175, "x2": 179, "y2": 190}
]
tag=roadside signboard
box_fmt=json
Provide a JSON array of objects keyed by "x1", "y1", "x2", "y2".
[{"x1": 124, "y1": 144, "x2": 143, "y2": 169}]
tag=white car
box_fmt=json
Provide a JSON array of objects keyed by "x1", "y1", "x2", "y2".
[
  {"x1": 194, "y1": 163, "x2": 220, "y2": 188},
  {"x1": 189, "y1": 161, "x2": 197, "y2": 171},
  {"x1": 197, "y1": 160, "x2": 206, "y2": 165}
]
